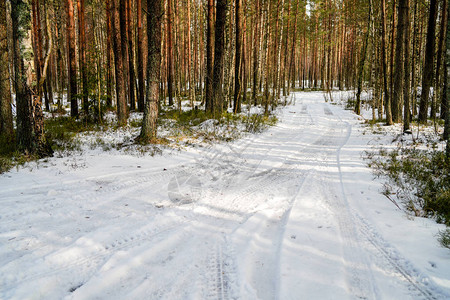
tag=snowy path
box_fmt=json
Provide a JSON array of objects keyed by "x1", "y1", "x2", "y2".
[{"x1": 1, "y1": 92, "x2": 449, "y2": 299}]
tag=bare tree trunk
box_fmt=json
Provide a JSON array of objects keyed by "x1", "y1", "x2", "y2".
[
  {"x1": 354, "y1": 0, "x2": 372, "y2": 115},
  {"x1": 137, "y1": 0, "x2": 145, "y2": 111},
  {"x1": 403, "y1": 0, "x2": 411, "y2": 132},
  {"x1": 418, "y1": 0, "x2": 438, "y2": 123},
  {"x1": 381, "y1": 0, "x2": 393, "y2": 125},
  {"x1": 0, "y1": 0, "x2": 14, "y2": 140},
  {"x1": 252, "y1": 0, "x2": 261, "y2": 105},
  {"x1": 77, "y1": 0, "x2": 88, "y2": 115},
  {"x1": 392, "y1": 0, "x2": 407, "y2": 123},
  {"x1": 11, "y1": 0, "x2": 32, "y2": 151},
  {"x1": 445, "y1": 0, "x2": 450, "y2": 157},
  {"x1": 106, "y1": 0, "x2": 113, "y2": 107},
  {"x1": 186, "y1": 0, "x2": 194, "y2": 107},
  {"x1": 167, "y1": 0, "x2": 174, "y2": 106},
  {"x1": 140, "y1": 0, "x2": 162, "y2": 142},
  {"x1": 127, "y1": 0, "x2": 137, "y2": 110},
  {"x1": 66, "y1": 0, "x2": 78, "y2": 117},
  {"x1": 212, "y1": 0, "x2": 227, "y2": 117},
  {"x1": 32, "y1": 7, "x2": 53, "y2": 157},
  {"x1": 438, "y1": 0, "x2": 448, "y2": 120},
  {"x1": 111, "y1": 0, "x2": 128, "y2": 125},
  {"x1": 205, "y1": 0, "x2": 214, "y2": 112},
  {"x1": 233, "y1": 0, "x2": 242, "y2": 113}
]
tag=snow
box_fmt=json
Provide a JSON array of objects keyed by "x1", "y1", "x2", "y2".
[{"x1": 1, "y1": 92, "x2": 449, "y2": 299}]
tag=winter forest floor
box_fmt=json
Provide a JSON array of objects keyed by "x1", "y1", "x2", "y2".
[{"x1": 1, "y1": 91, "x2": 449, "y2": 299}]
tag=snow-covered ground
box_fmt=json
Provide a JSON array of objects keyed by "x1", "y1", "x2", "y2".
[{"x1": 1, "y1": 92, "x2": 449, "y2": 299}]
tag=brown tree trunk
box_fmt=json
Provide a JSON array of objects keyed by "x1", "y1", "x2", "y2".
[
  {"x1": 66, "y1": 0, "x2": 78, "y2": 117},
  {"x1": 77, "y1": 0, "x2": 89, "y2": 115},
  {"x1": 403, "y1": 0, "x2": 411, "y2": 132},
  {"x1": 111, "y1": 0, "x2": 128, "y2": 125},
  {"x1": 106, "y1": 0, "x2": 113, "y2": 107},
  {"x1": 11, "y1": 0, "x2": 32, "y2": 151},
  {"x1": 212, "y1": 0, "x2": 227, "y2": 117},
  {"x1": 167, "y1": 0, "x2": 174, "y2": 107},
  {"x1": 119, "y1": 0, "x2": 130, "y2": 111},
  {"x1": 392, "y1": 0, "x2": 407, "y2": 123},
  {"x1": 438, "y1": 0, "x2": 448, "y2": 120},
  {"x1": 137, "y1": 0, "x2": 145, "y2": 111},
  {"x1": 127, "y1": 0, "x2": 136, "y2": 110},
  {"x1": 140, "y1": 0, "x2": 162, "y2": 142},
  {"x1": 233, "y1": 0, "x2": 242, "y2": 113},
  {"x1": 418, "y1": 0, "x2": 438, "y2": 123},
  {"x1": 32, "y1": 7, "x2": 53, "y2": 157},
  {"x1": 205, "y1": 0, "x2": 214, "y2": 112},
  {"x1": 252, "y1": 0, "x2": 261, "y2": 104},
  {"x1": 381, "y1": 0, "x2": 393, "y2": 125},
  {"x1": 0, "y1": 0, "x2": 14, "y2": 140},
  {"x1": 354, "y1": 0, "x2": 372, "y2": 115}
]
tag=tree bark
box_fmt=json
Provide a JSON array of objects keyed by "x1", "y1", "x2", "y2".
[
  {"x1": 233, "y1": 0, "x2": 242, "y2": 113},
  {"x1": 355, "y1": 0, "x2": 372, "y2": 115},
  {"x1": 77, "y1": 0, "x2": 88, "y2": 115},
  {"x1": 106, "y1": 0, "x2": 113, "y2": 107},
  {"x1": 167, "y1": 0, "x2": 174, "y2": 106},
  {"x1": 402, "y1": 0, "x2": 411, "y2": 132},
  {"x1": 418, "y1": 0, "x2": 438, "y2": 123},
  {"x1": 127, "y1": 0, "x2": 136, "y2": 110},
  {"x1": 445, "y1": 0, "x2": 450, "y2": 157},
  {"x1": 205, "y1": 0, "x2": 214, "y2": 112},
  {"x1": 0, "y1": 0, "x2": 14, "y2": 140},
  {"x1": 212, "y1": 0, "x2": 227, "y2": 117},
  {"x1": 66, "y1": 0, "x2": 78, "y2": 117},
  {"x1": 137, "y1": 0, "x2": 145, "y2": 111},
  {"x1": 381, "y1": 0, "x2": 393, "y2": 125},
  {"x1": 140, "y1": 0, "x2": 162, "y2": 142},
  {"x1": 438, "y1": 0, "x2": 448, "y2": 120},
  {"x1": 11, "y1": 0, "x2": 32, "y2": 151},
  {"x1": 392, "y1": 0, "x2": 407, "y2": 123},
  {"x1": 111, "y1": 0, "x2": 128, "y2": 125}
]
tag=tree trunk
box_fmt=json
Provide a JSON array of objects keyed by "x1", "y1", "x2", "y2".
[
  {"x1": 106, "y1": 0, "x2": 113, "y2": 107},
  {"x1": 205, "y1": 0, "x2": 214, "y2": 112},
  {"x1": 438, "y1": 0, "x2": 448, "y2": 120},
  {"x1": 137, "y1": 0, "x2": 145, "y2": 111},
  {"x1": 66, "y1": 0, "x2": 78, "y2": 117},
  {"x1": 233, "y1": 0, "x2": 242, "y2": 113},
  {"x1": 127, "y1": 0, "x2": 137, "y2": 110},
  {"x1": 212, "y1": 0, "x2": 227, "y2": 117},
  {"x1": 111, "y1": 0, "x2": 128, "y2": 125},
  {"x1": 32, "y1": 7, "x2": 53, "y2": 157},
  {"x1": 381, "y1": 0, "x2": 393, "y2": 125},
  {"x1": 77, "y1": 0, "x2": 88, "y2": 115},
  {"x1": 445, "y1": 0, "x2": 450, "y2": 157},
  {"x1": 252, "y1": 0, "x2": 261, "y2": 105},
  {"x1": 392, "y1": 0, "x2": 407, "y2": 123},
  {"x1": 11, "y1": 0, "x2": 32, "y2": 151},
  {"x1": 418, "y1": 0, "x2": 438, "y2": 123},
  {"x1": 402, "y1": 0, "x2": 411, "y2": 132},
  {"x1": 0, "y1": 0, "x2": 14, "y2": 140},
  {"x1": 140, "y1": 0, "x2": 162, "y2": 142},
  {"x1": 167, "y1": 0, "x2": 174, "y2": 107},
  {"x1": 355, "y1": 0, "x2": 372, "y2": 115}
]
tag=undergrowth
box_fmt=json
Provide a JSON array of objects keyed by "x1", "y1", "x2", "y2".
[{"x1": 367, "y1": 145, "x2": 450, "y2": 248}]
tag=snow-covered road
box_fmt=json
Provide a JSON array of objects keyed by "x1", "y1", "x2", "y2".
[{"x1": 1, "y1": 92, "x2": 449, "y2": 299}]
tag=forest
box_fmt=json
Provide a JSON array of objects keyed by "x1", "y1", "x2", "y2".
[
  {"x1": 0, "y1": 0, "x2": 448, "y2": 158},
  {"x1": 1, "y1": 1, "x2": 450, "y2": 297}
]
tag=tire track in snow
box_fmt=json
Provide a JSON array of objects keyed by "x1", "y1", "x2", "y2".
[
  {"x1": 311, "y1": 105, "x2": 377, "y2": 299},
  {"x1": 0, "y1": 219, "x2": 190, "y2": 295},
  {"x1": 355, "y1": 213, "x2": 449, "y2": 300},
  {"x1": 331, "y1": 107, "x2": 447, "y2": 300}
]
